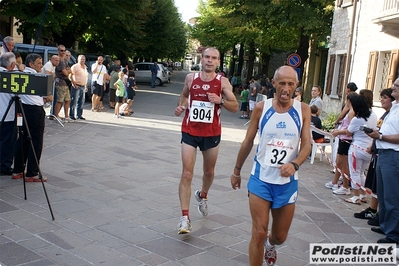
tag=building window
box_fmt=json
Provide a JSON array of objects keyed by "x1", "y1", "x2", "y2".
[
  {"x1": 325, "y1": 53, "x2": 347, "y2": 97},
  {"x1": 337, "y1": 0, "x2": 354, "y2": 8},
  {"x1": 366, "y1": 49, "x2": 399, "y2": 103}
]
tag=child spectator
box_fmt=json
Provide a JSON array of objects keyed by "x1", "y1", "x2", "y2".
[
  {"x1": 310, "y1": 105, "x2": 324, "y2": 143},
  {"x1": 119, "y1": 99, "x2": 134, "y2": 116},
  {"x1": 126, "y1": 71, "x2": 137, "y2": 101},
  {"x1": 122, "y1": 68, "x2": 128, "y2": 101},
  {"x1": 239, "y1": 84, "x2": 249, "y2": 119},
  {"x1": 113, "y1": 71, "x2": 125, "y2": 118}
]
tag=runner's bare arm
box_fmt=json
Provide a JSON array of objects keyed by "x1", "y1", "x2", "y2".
[
  {"x1": 175, "y1": 73, "x2": 192, "y2": 116},
  {"x1": 231, "y1": 101, "x2": 263, "y2": 189}
]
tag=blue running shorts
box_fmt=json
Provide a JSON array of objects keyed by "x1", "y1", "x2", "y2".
[{"x1": 247, "y1": 175, "x2": 298, "y2": 209}]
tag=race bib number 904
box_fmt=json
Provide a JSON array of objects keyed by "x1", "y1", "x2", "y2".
[
  {"x1": 189, "y1": 100, "x2": 214, "y2": 123},
  {"x1": 264, "y1": 138, "x2": 294, "y2": 167}
]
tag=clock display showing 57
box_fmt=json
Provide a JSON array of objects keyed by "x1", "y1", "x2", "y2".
[
  {"x1": 2, "y1": 73, "x2": 32, "y2": 94},
  {"x1": 1, "y1": 71, "x2": 52, "y2": 96}
]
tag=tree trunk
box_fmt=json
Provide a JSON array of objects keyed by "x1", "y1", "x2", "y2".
[
  {"x1": 229, "y1": 44, "x2": 237, "y2": 77},
  {"x1": 260, "y1": 52, "x2": 271, "y2": 76},
  {"x1": 237, "y1": 43, "x2": 244, "y2": 78},
  {"x1": 220, "y1": 51, "x2": 225, "y2": 73},
  {"x1": 295, "y1": 29, "x2": 310, "y2": 86},
  {"x1": 246, "y1": 41, "x2": 256, "y2": 80}
]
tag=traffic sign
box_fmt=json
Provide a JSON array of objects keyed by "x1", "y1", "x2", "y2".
[{"x1": 287, "y1": 53, "x2": 301, "y2": 68}]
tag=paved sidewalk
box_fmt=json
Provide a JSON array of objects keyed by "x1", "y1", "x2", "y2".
[{"x1": 0, "y1": 82, "x2": 396, "y2": 265}]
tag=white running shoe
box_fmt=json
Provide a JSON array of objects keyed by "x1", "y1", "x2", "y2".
[
  {"x1": 194, "y1": 190, "x2": 208, "y2": 216},
  {"x1": 333, "y1": 186, "x2": 351, "y2": 195},
  {"x1": 178, "y1": 216, "x2": 192, "y2": 234},
  {"x1": 64, "y1": 117, "x2": 75, "y2": 123},
  {"x1": 325, "y1": 181, "x2": 338, "y2": 190}
]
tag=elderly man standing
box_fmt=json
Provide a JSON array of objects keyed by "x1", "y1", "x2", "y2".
[
  {"x1": 0, "y1": 52, "x2": 17, "y2": 176},
  {"x1": 54, "y1": 45, "x2": 73, "y2": 122},
  {"x1": 69, "y1": 55, "x2": 88, "y2": 120},
  {"x1": 367, "y1": 78, "x2": 399, "y2": 245}
]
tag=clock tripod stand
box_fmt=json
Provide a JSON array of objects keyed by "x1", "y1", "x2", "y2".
[{"x1": 0, "y1": 94, "x2": 55, "y2": 220}]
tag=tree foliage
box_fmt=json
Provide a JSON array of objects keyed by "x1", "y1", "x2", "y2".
[
  {"x1": 193, "y1": 0, "x2": 334, "y2": 78},
  {"x1": 0, "y1": 0, "x2": 187, "y2": 61}
]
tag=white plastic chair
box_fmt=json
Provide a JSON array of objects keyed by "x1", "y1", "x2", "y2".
[{"x1": 310, "y1": 125, "x2": 334, "y2": 164}]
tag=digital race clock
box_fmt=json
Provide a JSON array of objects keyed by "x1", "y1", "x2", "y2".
[{"x1": 0, "y1": 72, "x2": 53, "y2": 96}]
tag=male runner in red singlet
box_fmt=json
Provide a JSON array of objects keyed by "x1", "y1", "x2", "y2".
[{"x1": 174, "y1": 47, "x2": 238, "y2": 234}]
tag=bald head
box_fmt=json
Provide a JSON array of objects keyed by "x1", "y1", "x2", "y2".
[
  {"x1": 272, "y1": 66, "x2": 299, "y2": 104},
  {"x1": 273, "y1": 66, "x2": 298, "y2": 83},
  {"x1": 50, "y1": 55, "x2": 60, "y2": 67}
]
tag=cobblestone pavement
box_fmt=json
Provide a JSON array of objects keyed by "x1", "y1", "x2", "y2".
[{"x1": 0, "y1": 71, "x2": 396, "y2": 265}]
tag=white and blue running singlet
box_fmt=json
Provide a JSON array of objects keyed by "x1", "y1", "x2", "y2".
[{"x1": 250, "y1": 99, "x2": 302, "y2": 185}]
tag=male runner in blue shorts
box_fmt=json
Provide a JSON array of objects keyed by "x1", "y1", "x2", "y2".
[{"x1": 230, "y1": 66, "x2": 311, "y2": 266}]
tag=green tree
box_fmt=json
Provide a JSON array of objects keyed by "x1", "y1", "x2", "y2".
[
  {"x1": 196, "y1": 0, "x2": 334, "y2": 79},
  {"x1": 0, "y1": 0, "x2": 187, "y2": 60},
  {"x1": 191, "y1": 0, "x2": 241, "y2": 72},
  {"x1": 134, "y1": 0, "x2": 187, "y2": 61}
]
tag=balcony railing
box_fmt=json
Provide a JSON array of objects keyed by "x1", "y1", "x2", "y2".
[
  {"x1": 373, "y1": 0, "x2": 399, "y2": 27},
  {"x1": 383, "y1": 0, "x2": 399, "y2": 11}
]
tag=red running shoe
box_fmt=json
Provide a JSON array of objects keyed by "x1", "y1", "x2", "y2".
[
  {"x1": 25, "y1": 176, "x2": 47, "y2": 182},
  {"x1": 264, "y1": 239, "x2": 277, "y2": 266}
]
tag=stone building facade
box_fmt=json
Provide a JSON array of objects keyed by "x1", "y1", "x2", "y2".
[{"x1": 323, "y1": 0, "x2": 399, "y2": 118}]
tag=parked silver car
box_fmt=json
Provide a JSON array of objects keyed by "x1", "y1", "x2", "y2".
[{"x1": 133, "y1": 62, "x2": 168, "y2": 86}]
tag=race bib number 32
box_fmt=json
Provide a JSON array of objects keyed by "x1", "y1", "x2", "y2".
[
  {"x1": 264, "y1": 138, "x2": 294, "y2": 167},
  {"x1": 189, "y1": 100, "x2": 214, "y2": 123}
]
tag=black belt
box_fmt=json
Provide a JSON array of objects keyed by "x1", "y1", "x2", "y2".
[{"x1": 76, "y1": 84, "x2": 85, "y2": 87}]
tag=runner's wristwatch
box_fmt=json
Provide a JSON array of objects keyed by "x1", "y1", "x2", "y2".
[
  {"x1": 220, "y1": 99, "x2": 225, "y2": 105},
  {"x1": 290, "y1": 162, "x2": 299, "y2": 171}
]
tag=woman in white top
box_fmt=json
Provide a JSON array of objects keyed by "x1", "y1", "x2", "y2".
[
  {"x1": 309, "y1": 85, "x2": 323, "y2": 116},
  {"x1": 345, "y1": 94, "x2": 377, "y2": 204}
]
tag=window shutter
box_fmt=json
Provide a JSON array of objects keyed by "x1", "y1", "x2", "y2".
[
  {"x1": 325, "y1": 55, "x2": 335, "y2": 95},
  {"x1": 365, "y1": 51, "x2": 378, "y2": 91},
  {"x1": 386, "y1": 49, "x2": 399, "y2": 88},
  {"x1": 338, "y1": 54, "x2": 347, "y2": 98}
]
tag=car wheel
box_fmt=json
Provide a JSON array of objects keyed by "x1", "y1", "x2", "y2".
[{"x1": 154, "y1": 78, "x2": 162, "y2": 86}]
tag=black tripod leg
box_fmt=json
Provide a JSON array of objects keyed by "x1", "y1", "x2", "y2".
[{"x1": 18, "y1": 99, "x2": 55, "y2": 220}]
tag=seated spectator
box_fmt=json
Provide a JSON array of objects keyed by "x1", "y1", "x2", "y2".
[
  {"x1": 310, "y1": 105, "x2": 324, "y2": 143},
  {"x1": 119, "y1": 99, "x2": 133, "y2": 116}
]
